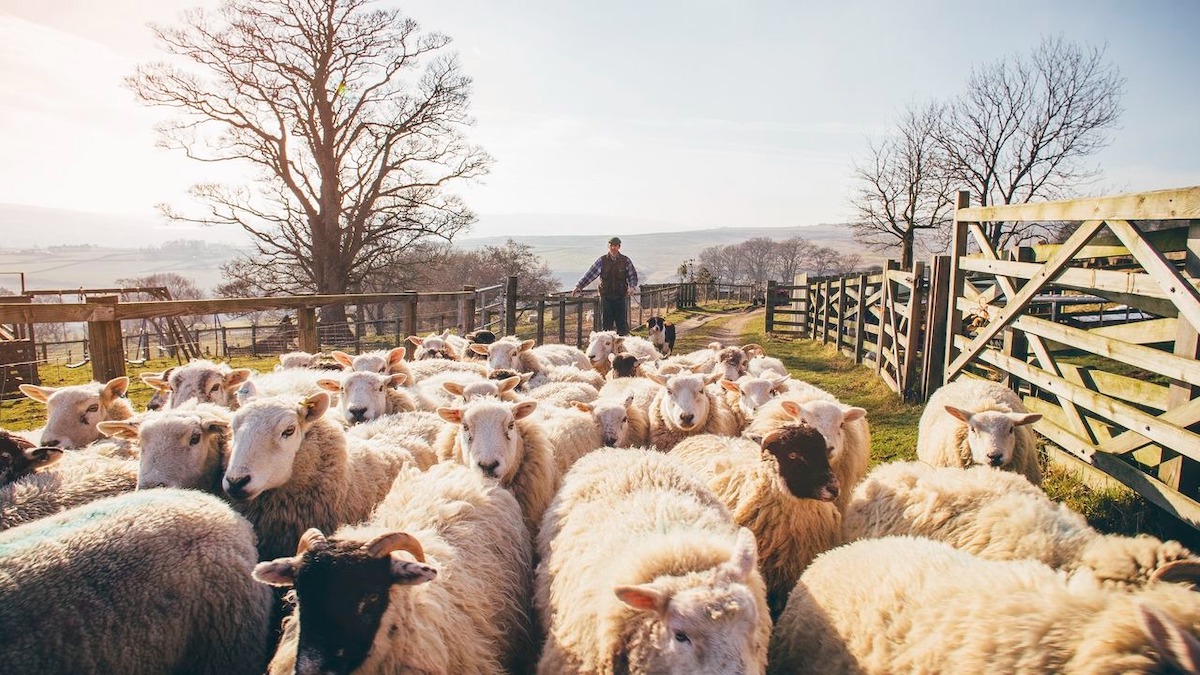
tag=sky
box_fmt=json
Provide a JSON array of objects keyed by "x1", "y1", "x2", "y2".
[{"x1": 0, "y1": 0, "x2": 1197, "y2": 244}]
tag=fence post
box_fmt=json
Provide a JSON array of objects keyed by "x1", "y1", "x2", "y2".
[
  {"x1": 87, "y1": 296, "x2": 125, "y2": 382},
  {"x1": 820, "y1": 279, "x2": 830, "y2": 344},
  {"x1": 944, "y1": 190, "x2": 972, "y2": 383},
  {"x1": 536, "y1": 298, "x2": 546, "y2": 344},
  {"x1": 297, "y1": 308, "x2": 319, "y2": 353},
  {"x1": 853, "y1": 273, "x2": 868, "y2": 363},
  {"x1": 558, "y1": 297, "x2": 567, "y2": 344},
  {"x1": 461, "y1": 286, "x2": 476, "y2": 333},
  {"x1": 505, "y1": 276, "x2": 518, "y2": 335},
  {"x1": 765, "y1": 280, "x2": 776, "y2": 331},
  {"x1": 835, "y1": 275, "x2": 847, "y2": 355},
  {"x1": 1163, "y1": 222, "x2": 1200, "y2": 492},
  {"x1": 922, "y1": 255, "x2": 952, "y2": 400},
  {"x1": 1001, "y1": 248, "x2": 1032, "y2": 391},
  {"x1": 902, "y1": 261, "x2": 926, "y2": 400},
  {"x1": 403, "y1": 292, "x2": 418, "y2": 359},
  {"x1": 576, "y1": 299, "x2": 585, "y2": 348},
  {"x1": 250, "y1": 322, "x2": 259, "y2": 357}
]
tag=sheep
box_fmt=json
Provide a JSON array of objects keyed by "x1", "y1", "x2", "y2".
[
  {"x1": 0, "y1": 489, "x2": 274, "y2": 675},
  {"x1": 535, "y1": 447, "x2": 771, "y2": 674},
  {"x1": 584, "y1": 330, "x2": 661, "y2": 375},
  {"x1": 18, "y1": 377, "x2": 134, "y2": 449},
  {"x1": 605, "y1": 351, "x2": 645, "y2": 379},
  {"x1": 714, "y1": 345, "x2": 751, "y2": 381},
  {"x1": 98, "y1": 401, "x2": 233, "y2": 492},
  {"x1": 409, "y1": 370, "x2": 487, "y2": 408},
  {"x1": 543, "y1": 363, "x2": 607, "y2": 388},
  {"x1": 526, "y1": 380, "x2": 600, "y2": 409},
  {"x1": 720, "y1": 375, "x2": 792, "y2": 429},
  {"x1": 236, "y1": 367, "x2": 339, "y2": 408},
  {"x1": 598, "y1": 374, "x2": 664, "y2": 412},
  {"x1": 918, "y1": 377, "x2": 1043, "y2": 484},
  {"x1": 435, "y1": 398, "x2": 558, "y2": 539},
  {"x1": 646, "y1": 371, "x2": 740, "y2": 451},
  {"x1": 0, "y1": 451, "x2": 138, "y2": 530},
  {"x1": 275, "y1": 350, "x2": 342, "y2": 371},
  {"x1": 345, "y1": 411, "x2": 449, "y2": 453},
  {"x1": 470, "y1": 336, "x2": 586, "y2": 386},
  {"x1": 405, "y1": 357, "x2": 489, "y2": 382},
  {"x1": 254, "y1": 462, "x2": 535, "y2": 675},
  {"x1": 408, "y1": 329, "x2": 470, "y2": 360},
  {"x1": 842, "y1": 461, "x2": 1200, "y2": 589},
  {"x1": 655, "y1": 341, "x2": 724, "y2": 375},
  {"x1": 143, "y1": 359, "x2": 254, "y2": 410},
  {"x1": 316, "y1": 371, "x2": 418, "y2": 425},
  {"x1": 748, "y1": 354, "x2": 788, "y2": 379},
  {"x1": 331, "y1": 346, "x2": 410, "y2": 377},
  {"x1": 535, "y1": 405, "x2": 605, "y2": 476},
  {"x1": 768, "y1": 536, "x2": 1200, "y2": 674},
  {"x1": 139, "y1": 371, "x2": 172, "y2": 411},
  {"x1": 747, "y1": 392, "x2": 870, "y2": 514},
  {"x1": 445, "y1": 373, "x2": 526, "y2": 404},
  {"x1": 0, "y1": 430, "x2": 61, "y2": 485},
  {"x1": 670, "y1": 425, "x2": 842, "y2": 619},
  {"x1": 222, "y1": 392, "x2": 418, "y2": 560},
  {"x1": 572, "y1": 393, "x2": 650, "y2": 448}
]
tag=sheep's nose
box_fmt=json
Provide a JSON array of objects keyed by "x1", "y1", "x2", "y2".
[
  {"x1": 349, "y1": 407, "x2": 367, "y2": 422},
  {"x1": 679, "y1": 413, "x2": 695, "y2": 425},
  {"x1": 987, "y1": 453, "x2": 1004, "y2": 466},
  {"x1": 602, "y1": 435, "x2": 617, "y2": 446},
  {"x1": 477, "y1": 460, "x2": 500, "y2": 477},
  {"x1": 823, "y1": 484, "x2": 840, "y2": 501},
  {"x1": 225, "y1": 474, "x2": 252, "y2": 499},
  {"x1": 42, "y1": 439, "x2": 61, "y2": 448}
]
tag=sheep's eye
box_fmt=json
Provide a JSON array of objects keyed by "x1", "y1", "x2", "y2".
[
  {"x1": 377, "y1": 367, "x2": 386, "y2": 373},
  {"x1": 674, "y1": 631, "x2": 690, "y2": 644},
  {"x1": 282, "y1": 426, "x2": 296, "y2": 438},
  {"x1": 189, "y1": 431, "x2": 202, "y2": 446},
  {"x1": 788, "y1": 452, "x2": 798, "y2": 460},
  {"x1": 209, "y1": 384, "x2": 220, "y2": 393},
  {"x1": 86, "y1": 404, "x2": 100, "y2": 414},
  {"x1": 508, "y1": 422, "x2": 515, "y2": 430},
  {"x1": 622, "y1": 417, "x2": 628, "y2": 423},
  {"x1": 379, "y1": 384, "x2": 387, "y2": 392},
  {"x1": 462, "y1": 424, "x2": 470, "y2": 433}
]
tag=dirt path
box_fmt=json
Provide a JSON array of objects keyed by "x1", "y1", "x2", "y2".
[{"x1": 674, "y1": 306, "x2": 765, "y2": 345}]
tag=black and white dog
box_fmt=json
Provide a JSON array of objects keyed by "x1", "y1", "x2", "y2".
[{"x1": 647, "y1": 316, "x2": 675, "y2": 356}]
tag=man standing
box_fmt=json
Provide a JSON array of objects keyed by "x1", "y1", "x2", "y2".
[{"x1": 572, "y1": 236, "x2": 639, "y2": 335}]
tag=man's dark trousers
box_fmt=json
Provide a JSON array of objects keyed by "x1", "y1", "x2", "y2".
[{"x1": 602, "y1": 295, "x2": 629, "y2": 335}]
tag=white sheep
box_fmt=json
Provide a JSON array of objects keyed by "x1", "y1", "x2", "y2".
[
  {"x1": 572, "y1": 393, "x2": 650, "y2": 448},
  {"x1": 470, "y1": 336, "x2": 577, "y2": 387},
  {"x1": 842, "y1": 461, "x2": 1200, "y2": 589},
  {"x1": 535, "y1": 447, "x2": 771, "y2": 674},
  {"x1": 99, "y1": 401, "x2": 232, "y2": 492},
  {"x1": 254, "y1": 462, "x2": 535, "y2": 675},
  {"x1": 222, "y1": 391, "x2": 418, "y2": 560},
  {"x1": 646, "y1": 371, "x2": 740, "y2": 451},
  {"x1": 234, "y1": 367, "x2": 338, "y2": 408},
  {"x1": 0, "y1": 489, "x2": 274, "y2": 674},
  {"x1": 444, "y1": 373, "x2": 525, "y2": 404},
  {"x1": 0, "y1": 450, "x2": 138, "y2": 530},
  {"x1": 526, "y1": 380, "x2": 600, "y2": 409},
  {"x1": 598, "y1": 375, "x2": 664, "y2": 412},
  {"x1": 0, "y1": 429, "x2": 61, "y2": 486},
  {"x1": 275, "y1": 350, "x2": 337, "y2": 370},
  {"x1": 584, "y1": 330, "x2": 661, "y2": 375},
  {"x1": 144, "y1": 359, "x2": 254, "y2": 410},
  {"x1": 405, "y1": 356, "x2": 489, "y2": 382},
  {"x1": 670, "y1": 424, "x2": 842, "y2": 619},
  {"x1": 412, "y1": 370, "x2": 487, "y2": 408},
  {"x1": 918, "y1": 377, "x2": 1043, "y2": 484},
  {"x1": 534, "y1": 405, "x2": 605, "y2": 477},
  {"x1": 719, "y1": 374, "x2": 791, "y2": 429},
  {"x1": 654, "y1": 341, "x2": 724, "y2": 375},
  {"x1": 407, "y1": 329, "x2": 471, "y2": 360},
  {"x1": 18, "y1": 377, "x2": 134, "y2": 449},
  {"x1": 768, "y1": 536, "x2": 1200, "y2": 674},
  {"x1": 344, "y1": 410, "x2": 448, "y2": 456},
  {"x1": 316, "y1": 370, "x2": 418, "y2": 425},
  {"x1": 435, "y1": 398, "x2": 559, "y2": 540},
  {"x1": 330, "y1": 346, "x2": 410, "y2": 376},
  {"x1": 748, "y1": 392, "x2": 870, "y2": 514},
  {"x1": 748, "y1": 354, "x2": 788, "y2": 379},
  {"x1": 533, "y1": 342, "x2": 592, "y2": 370},
  {"x1": 543, "y1": 363, "x2": 606, "y2": 388}
]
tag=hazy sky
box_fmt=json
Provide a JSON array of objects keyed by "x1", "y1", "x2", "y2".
[{"x1": 0, "y1": 0, "x2": 1197, "y2": 242}]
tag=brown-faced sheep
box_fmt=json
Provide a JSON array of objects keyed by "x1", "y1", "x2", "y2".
[{"x1": 0, "y1": 430, "x2": 61, "y2": 486}]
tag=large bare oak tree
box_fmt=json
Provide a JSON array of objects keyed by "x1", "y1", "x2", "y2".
[{"x1": 128, "y1": 0, "x2": 491, "y2": 331}]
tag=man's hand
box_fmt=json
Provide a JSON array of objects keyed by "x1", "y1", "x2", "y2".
[
  {"x1": 571, "y1": 287, "x2": 580, "y2": 297},
  {"x1": 629, "y1": 286, "x2": 639, "y2": 295}
]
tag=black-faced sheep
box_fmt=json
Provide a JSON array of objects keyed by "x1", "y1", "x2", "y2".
[
  {"x1": 605, "y1": 351, "x2": 645, "y2": 379},
  {"x1": 18, "y1": 377, "x2": 134, "y2": 448},
  {"x1": 918, "y1": 377, "x2": 1043, "y2": 484},
  {"x1": 768, "y1": 536, "x2": 1200, "y2": 674},
  {"x1": 0, "y1": 430, "x2": 61, "y2": 485},
  {"x1": 842, "y1": 461, "x2": 1200, "y2": 590},
  {"x1": 670, "y1": 424, "x2": 841, "y2": 618},
  {"x1": 0, "y1": 489, "x2": 274, "y2": 674},
  {"x1": 646, "y1": 371, "x2": 740, "y2": 451},
  {"x1": 535, "y1": 447, "x2": 771, "y2": 674},
  {"x1": 255, "y1": 462, "x2": 534, "y2": 675}
]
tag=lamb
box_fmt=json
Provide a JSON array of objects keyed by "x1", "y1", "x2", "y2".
[
  {"x1": 144, "y1": 359, "x2": 254, "y2": 410},
  {"x1": 842, "y1": 461, "x2": 1200, "y2": 589},
  {"x1": 435, "y1": 398, "x2": 559, "y2": 539},
  {"x1": 572, "y1": 393, "x2": 650, "y2": 448},
  {"x1": 254, "y1": 462, "x2": 535, "y2": 675},
  {"x1": 748, "y1": 354, "x2": 788, "y2": 379},
  {"x1": 18, "y1": 377, "x2": 134, "y2": 448},
  {"x1": 646, "y1": 371, "x2": 740, "y2": 451},
  {"x1": 0, "y1": 451, "x2": 138, "y2": 530},
  {"x1": 222, "y1": 391, "x2": 418, "y2": 560},
  {"x1": 918, "y1": 377, "x2": 1043, "y2": 484},
  {"x1": 0, "y1": 489, "x2": 274, "y2": 675},
  {"x1": 584, "y1": 330, "x2": 661, "y2": 375},
  {"x1": 768, "y1": 536, "x2": 1200, "y2": 674},
  {"x1": 720, "y1": 374, "x2": 791, "y2": 429},
  {"x1": 748, "y1": 392, "x2": 870, "y2": 514},
  {"x1": 98, "y1": 401, "x2": 232, "y2": 492},
  {"x1": 669, "y1": 424, "x2": 842, "y2": 618},
  {"x1": 535, "y1": 447, "x2": 771, "y2": 674},
  {"x1": 408, "y1": 329, "x2": 471, "y2": 360},
  {"x1": 316, "y1": 371, "x2": 418, "y2": 425},
  {"x1": 0, "y1": 430, "x2": 61, "y2": 485}
]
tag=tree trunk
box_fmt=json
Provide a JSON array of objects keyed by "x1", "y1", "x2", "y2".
[{"x1": 901, "y1": 230, "x2": 915, "y2": 271}]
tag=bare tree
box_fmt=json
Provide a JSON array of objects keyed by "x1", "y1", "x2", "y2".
[
  {"x1": 935, "y1": 36, "x2": 1123, "y2": 249},
  {"x1": 807, "y1": 246, "x2": 842, "y2": 277},
  {"x1": 770, "y1": 236, "x2": 816, "y2": 284},
  {"x1": 736, "y1": 238, "x2": 776, "y2": 286},
  {"x1": 128, "y1": 0, "x2": 491, "y2": 335},
  {"x1": 850, "y1": 103, "x2": 954, "y2": 270},
  {"x1": 699, "y1": 244, "x2": 745, "y2": 284}
]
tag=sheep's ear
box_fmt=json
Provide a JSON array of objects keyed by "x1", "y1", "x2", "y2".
[
  {"x1": 720, "y1": 379, "x2": 741, "y2": 393},
  {"x1": 387, "y1": 347, "x2": 407, "y2": 366},
  {"x1": 316, "y1": 378, "x2": 342, "y2": 393},
  {"x1": 437, "y1": 407, "x2": 463, "y2": 424},
  {"x1": 944, "y1": 406, "x2": 972, "y2": 423},
  {"x1": 224, "y1": 369, "x2": 254, "y2": 390},
  {"x1": 498, "y1": 376, "x2": 523, "y2": 393},
  {"x1": 331, "y1": 351, "x2": 355, "y2": 368},
  {"x1": 388, "y1": 373, "x2": 408, "y2": 388},
  {"x1": 439, "y1": 329, "x2": 451, "y2": 340},
  {"x1": 1008, "y1": 412, "x2": 1041, "y2": 427},
  {"x1": 252, "y1": 558, "x2": 300, "y2": 587},
  {"x1": 513, "y1": 400, "x2": 538, "y2": 420},
  {"x1": 646, "y1": 373, "x2": 668, "y2": 386},
  {"x1": 390, "y1": 558, "x2": 438, "y2": 586},
  {"x1": 1138, "y1": 602, "x2": 1200, "y2": 674},
  {"x1": 842, "y1": 406, "x2": 867, "y2": 423},
  {"x1": 572, "y1": 401, "x2": 593, "y2": 413},
  {"x1": 779, "y1": 400, "x2": 802, "y2": 419},
  {"x1": 743, "y1": 431, "x2": 765, "y2": 445},
  {"x1": 469, "y1": 344, "x2": 489, "y2": 355},
  {"x1": 689, "y1": 364, "x2": 708, "y2": 374},
  {"x1": 608, "y1": 353, "x2": 617, "y2": 364},
  {"x1": 201, "y1": 417, "x2": 231, "y2": 436},
  {"x1": 301, "y1": 392, "x2": 331, "y2": 424},
  {"x1": 442, "y1": 382, "x2": 465, "y2": 396},
  {"x1": 18, "y1": 384, "x2": 56, "y2": 403},
  {"x1": 24, "y1": 446, "x2": 63, "y2": 470},
  {"x1": 97, "y1": 420, "x2": 140, "y2": 440},
  {"x1": 707, "y1": 341, "x2": 722, "y2": 350},
  {"x1": 103, "y1": 376, "x2": 130, "y2": 400},
  {"x1": 519, "y1": 339, "x2": 535, "y2": 351},
  {"x1": 704, "y1": 372, "x2": 722, "y2": 385},
  {"x1": 721, "y1": 527, "x2": 758, "y2": 582},
  {"x1": 141, "y1": 375, "x2": 171, "y2": 392},
  {"x1": 520, "y1": 372, "x2": 534, "y2": 386},
  {"x1": 614, "y1": 585, "x2": 667, "y2": 615},
  {"x1": 1149, "y1": 560, "x2": 1200, "y2": 587},
  {"x1": 407, "y1": 335, "x2": 424, "y2": 345}
]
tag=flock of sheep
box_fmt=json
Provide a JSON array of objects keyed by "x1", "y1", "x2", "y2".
[{"x1": 1, "y1": 324, "x2": 1198, "y2": 674}]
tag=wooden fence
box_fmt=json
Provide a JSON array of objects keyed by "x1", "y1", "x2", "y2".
[{"x1": 767, "y1": 185, "x2": 1200, "y2": 530}]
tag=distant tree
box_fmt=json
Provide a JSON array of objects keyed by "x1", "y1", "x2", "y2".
[
  {"x1": 850, "y1": 103, "x2": 954, "y2": 270},
  {"x1": 128, "y1": 0, "x2": 491, "y2": 336},
  {"x1": 934, "y1": 36, "x2": 1123, "y2": 249},
  {"x1": 477, "y1": 240, "x2": 560, "y2": 296},
  {"x1": 835, "y1": 253, "x2": 864, "y2": 275},
  {"x1": 737, "y1": 238, "x2": 776, "y2": 285},
  {"x1": 699, "y1": 244, "x2": 744, "y2": 284},
  {"x1": 770, "y1": 236, "x2": 816, "y2": 283},
  {"x1": 114, "y1": 272, "x2": 205, "y2": 301},
  {"x1": 807, "y1": 246, "x2": 842, "y2": 277}
]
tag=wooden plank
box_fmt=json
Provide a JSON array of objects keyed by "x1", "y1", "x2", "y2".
[
  {"x1": 956, "y1": 185, "x2": 1200, "y2": 223},
  {"x1": 1098, "y1": 398, "x2": 1200, "y2": 456},
  {"x1": 1028, "y1": 225, "x2": 1190, "y2": 262},
  {"x1": 1081, "y1": 318, "x2": 1176, "y2": 347},
  {"x1": 1108, "y1": 219, "x2": 1200, "y2": 338},
  {"x1": 1162, "y1": 222, "x2": 1200, "y2": 492},
  {"x1": 1057, "y1": 363, "x2": 1171, "y2": 412},
  {"x1": 957, "y1": 257, "x2": 1180, "y2": 306},
  {"x1": 297, "y1": 307, "x2": 318, "y2": 353}
]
